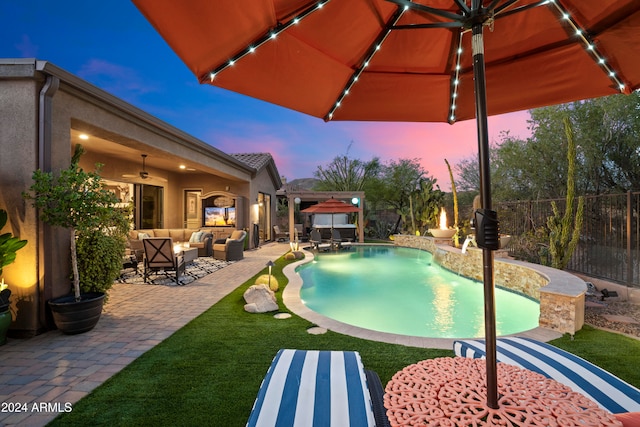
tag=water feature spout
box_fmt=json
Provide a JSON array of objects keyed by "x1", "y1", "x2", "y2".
[{"x1": 461, "y1": 235, "x2": 475, "y2": 254}]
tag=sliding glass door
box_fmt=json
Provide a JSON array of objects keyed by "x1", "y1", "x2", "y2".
[
  {"x1": 258, "y1": 192, "x2": 271, "y2": 242},
  {"x1": 135, "y1": 184, "x2": 164, "y2": 229}
]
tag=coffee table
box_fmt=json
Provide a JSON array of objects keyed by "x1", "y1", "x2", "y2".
[{"x1": 180, "y1": 247, "x2": 198, "y2": 264}]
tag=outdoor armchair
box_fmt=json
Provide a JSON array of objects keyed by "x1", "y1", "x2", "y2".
[
  {"x1": 142, "y1": 237, "x2": 186, "y2": 284},
  {"x1": 273, "y1": 225, "x2": 288, "y2": 242},
  {"x1": 309, "y1": 228, "x2": 330, "y2": 251},
  {"x1": 213, "y1": 229, "x2": 246, "y2": 261},
  {"x1": 294, "y1": 223, "x2": 307, "y2": 241}
]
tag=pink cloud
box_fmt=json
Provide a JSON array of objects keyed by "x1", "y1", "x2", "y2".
[
  {"x1": 209, "y1": 129, "x2": 301, "y2": 179},
  {"x1": 344, "y1": 110, "x2": 532, "y2": 190},
  {"x1": 205, "y1": 111, "x2": 531, "y2": 191}
]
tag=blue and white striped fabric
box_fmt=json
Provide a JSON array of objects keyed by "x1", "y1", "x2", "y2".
[
  {"x1": 247, "y1": 349, "x2": 376, "y2": 427},
  {"x1": 454, "y1": 337, "x2": 640, "y2": 414}
]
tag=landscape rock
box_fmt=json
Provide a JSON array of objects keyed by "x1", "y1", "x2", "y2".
[{"x1": 243, "y1": 284, "x2": 278, "y2": 313}]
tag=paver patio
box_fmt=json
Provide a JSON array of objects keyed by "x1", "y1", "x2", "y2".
[{"x1": 0, "y1": 242, "x2": 289, "y2": 427}]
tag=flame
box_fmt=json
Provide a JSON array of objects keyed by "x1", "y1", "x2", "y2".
[{"x1": 439, "y1": 207, "x2": 448, "y2": 230}]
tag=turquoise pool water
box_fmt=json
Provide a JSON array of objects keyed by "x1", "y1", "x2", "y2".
[{"x1": 297, "y1": 246, "x2": 540, "y2": 339}]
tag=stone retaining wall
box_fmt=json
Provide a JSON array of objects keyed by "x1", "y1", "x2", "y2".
[{"x1": 393, "y1": 235, "x2": 586, "y2": 335}]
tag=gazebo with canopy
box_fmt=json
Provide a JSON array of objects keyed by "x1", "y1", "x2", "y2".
[{"x1": 285, "y1": 191, "x2": 365, "y2": 243}]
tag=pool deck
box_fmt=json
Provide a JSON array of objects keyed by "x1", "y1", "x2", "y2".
[{"x1": 283, "y1": 247, "x2": 563, "y2": 350}]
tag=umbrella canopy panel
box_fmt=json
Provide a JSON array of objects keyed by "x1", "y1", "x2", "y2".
[{"x1": 133, "y1": 0, "x2": 640, "y2": 123}]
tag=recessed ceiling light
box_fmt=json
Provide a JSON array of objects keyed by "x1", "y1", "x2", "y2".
[
  {"x1": 79, "y1": 134, "x2": 89, "y2": 140},
  {"x1": 179, "y1": 165, "x2": 186, "y2": 169}
]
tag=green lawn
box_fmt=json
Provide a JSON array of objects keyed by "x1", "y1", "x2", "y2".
[{"x1": 49, "y1": 256, "x2": 640, "y2": 426}]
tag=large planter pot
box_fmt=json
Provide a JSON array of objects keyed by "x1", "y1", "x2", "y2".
[
  {"x1": 48, "y1": 292, "x2": 105, "y2": 335},
  {"x1": 0, "y1": 310, "x2": 11, "y2": 345}
]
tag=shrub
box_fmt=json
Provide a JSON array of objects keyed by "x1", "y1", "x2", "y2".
[
  {"x1": 254, "y1": 274, "x2": 279, "y2": 292},
  {"x1": 76, "y1": 230, "x2": 126, "y2": 300}
]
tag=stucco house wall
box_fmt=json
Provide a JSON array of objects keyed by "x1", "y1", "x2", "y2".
[{"x1": 0, "y1": 59, "x2": 282, "y2": 337}]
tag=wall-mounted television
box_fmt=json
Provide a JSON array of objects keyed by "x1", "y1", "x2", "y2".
[{"x1": 204, "y1": 207, "x2": 236, "y2": 226}]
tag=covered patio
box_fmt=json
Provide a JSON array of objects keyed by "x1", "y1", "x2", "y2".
[{"x1": 0, "y1": 59, "x2": 282, "y2": 336}]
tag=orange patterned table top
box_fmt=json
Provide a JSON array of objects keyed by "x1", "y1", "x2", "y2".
[{"x1": 384, "y1": 357, "x2": 622, "y2": 426}]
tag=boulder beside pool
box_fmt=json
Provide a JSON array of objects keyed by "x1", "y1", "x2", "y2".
[{"x1": 243, "y1": 285, "x2": 278, "y2": 313}]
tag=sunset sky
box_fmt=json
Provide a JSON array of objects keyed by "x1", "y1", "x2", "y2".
[{"x1": 2, "y1": 0, "x2": 533, "y2": 190}]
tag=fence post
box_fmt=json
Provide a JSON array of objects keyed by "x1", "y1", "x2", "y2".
[{"x1": 627, "y1": 191, "x2": 632, "y2": 286}]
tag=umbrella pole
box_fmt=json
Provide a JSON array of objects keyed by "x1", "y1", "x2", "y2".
[{"x1": 472, "y1": 21, "x2": 499, "y2": 409}]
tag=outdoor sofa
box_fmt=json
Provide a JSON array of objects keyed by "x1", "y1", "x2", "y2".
[{"x1": 128, "y1": 228, "x2": 213, "y2": 257}]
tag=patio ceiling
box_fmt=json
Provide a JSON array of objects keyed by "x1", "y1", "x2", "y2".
[{"x1": 70, "y1": 128, "x2": 248, "y2": 182}]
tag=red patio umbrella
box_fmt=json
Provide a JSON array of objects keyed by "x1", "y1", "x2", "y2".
[{"x1": 132, "y1": 0, "x2": 640, "y2": 408}]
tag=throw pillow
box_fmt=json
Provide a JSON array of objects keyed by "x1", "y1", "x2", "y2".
[
  {"x1": 138, "y1": 232, "x2": 150, "y2": 240},
  {"x1": 196, "y1": 231, "x2": 205, "y2": 242},
  {"x1": 189, "y1": 232, "x2": 199, "y2": 243}
]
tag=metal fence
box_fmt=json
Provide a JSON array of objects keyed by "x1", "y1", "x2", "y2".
[
  {"x1": 366, "y1": 192, "x2": 640, "y2": 287},
  {"x1": 496, "y1": 192, "x2": 640, "y2": 288}
]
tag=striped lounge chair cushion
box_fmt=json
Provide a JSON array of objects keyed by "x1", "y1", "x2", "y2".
[
  {"x1": 247, "y1": 349, "x2": 376, "y2": 427},
  {"x1": 454, "y1": 336, "x2": 640, "y2": 414}
]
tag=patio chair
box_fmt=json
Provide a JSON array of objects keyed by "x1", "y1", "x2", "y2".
[
  {"x1": 247, "y1": 349, "x2": 390, "y2": 427},
  {"x1": 273, "y1": 225, "x2": 288, "y2": 242},
  {"x1": 331, "y1": 228, "x2": 344, "y2": 248},
  {"x1": 332, "y1": 228, "x2": 352, "y2": 249},
  {"x1": 454, "y1": 336, "x2": 640, "y2": 414},
  {"x1": 213, "y1": 229, "x2": 246, "y2": 261},
  {"x1": 142, "y1": 237, "x2": 185, "y2": 284},
  {"x1": 309, "y1": 228, "x2": 330, "y2": 251},
  {"x1": 294, "y1": 223, "x2": 307, "y2": 241}
]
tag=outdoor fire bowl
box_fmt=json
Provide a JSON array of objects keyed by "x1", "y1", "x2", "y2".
[
  {"x1": 499, "y1": 234, "x2": 512, "y2": 249},
  {"x1": 429, "y1": 228, "x2": 456, "y2": 239}
]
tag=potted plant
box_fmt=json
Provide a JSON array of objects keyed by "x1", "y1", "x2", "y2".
[
  {"x1": 0, "y1": 209, "x2": 28, "y2": 344},
  {"x1": 23, "y1": 144, "x2": 129, "y2": 334}
]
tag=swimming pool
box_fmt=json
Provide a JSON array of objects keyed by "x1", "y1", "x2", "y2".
[{"x1": 297, "y1": 246, "x2": 540, "y2": 339}]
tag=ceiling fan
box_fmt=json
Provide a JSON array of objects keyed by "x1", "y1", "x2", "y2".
[
  {"x1": 122, "y1": 154, "x2": 166, "y2": 181},
  {"x1": 139, "y1": 154, "x2": 149, "y2": 179}
]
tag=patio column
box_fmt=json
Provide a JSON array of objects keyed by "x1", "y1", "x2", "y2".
[
  {"x1": 288, "y1": 195, "x2": 295, "y2": 241},
  {"x1": 358, "y1": 197, "x2": 364, "y2": 243}
]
